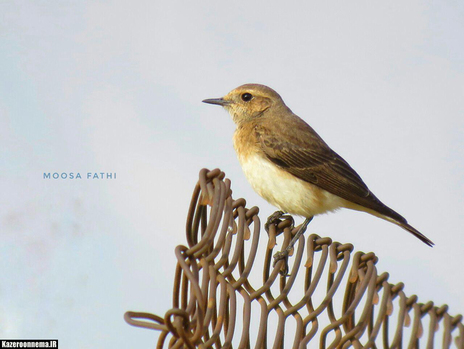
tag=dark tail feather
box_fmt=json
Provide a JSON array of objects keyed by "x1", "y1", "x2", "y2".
[
  {"x1": 360, "y1": 204, "x2": 435, "y2": 247},
  {"x1": 395, "y1": 221, "x2": 434, "y2": 247},
  {"x1": 345, "y1": 198, "x2": 434, "y2": 246}
]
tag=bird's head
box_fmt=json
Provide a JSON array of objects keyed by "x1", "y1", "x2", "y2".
[{"x1": 203, "y1": 84, "x2": 287, "y2": 125}]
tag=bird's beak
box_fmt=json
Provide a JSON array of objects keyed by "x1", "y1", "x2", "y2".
[{"x1": 202, "y1": 98, "x2": 230, "y2": 106}]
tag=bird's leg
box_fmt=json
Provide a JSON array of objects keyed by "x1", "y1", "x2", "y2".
[
  {"x1": 273, "y1": 216, "x2": 314, "y2": 275},
  {"x1": 265, "y1": 210, "x2": 294, "y2": 233},
  {"x1": 284, "y1": 216, "x2": 313, "y2": 252}
]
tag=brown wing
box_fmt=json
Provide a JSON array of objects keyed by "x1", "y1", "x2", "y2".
[{"x1": 255, "y1": 123, "x2": 407, "y2": 224}]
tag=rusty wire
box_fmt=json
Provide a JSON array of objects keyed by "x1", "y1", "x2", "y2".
[{"x1": 125, "y1": 168, "x2": 464, "y2": 348}]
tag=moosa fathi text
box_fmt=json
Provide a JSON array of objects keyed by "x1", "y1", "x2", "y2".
[{"x1": 43, "y1": 172, "x2": 117, "y2": 179}]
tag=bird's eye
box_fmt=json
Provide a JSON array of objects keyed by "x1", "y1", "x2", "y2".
[{"x1": 241, "y1": 93, "x2": 253, "y2": 102}]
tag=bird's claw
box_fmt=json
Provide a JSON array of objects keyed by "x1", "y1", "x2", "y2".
[
  {"x1": 265, "y1": 210, "x2": 294, "y2": 233},
  {"x1": 273, "y1": 250, "x2": 291, "y2": 276},
  {"x1": 265, "y1": 210, "x2": 285, "y2": 232}
]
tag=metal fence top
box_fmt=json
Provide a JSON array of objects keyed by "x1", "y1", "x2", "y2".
[{"x1": 125, "y1": 168, "x2": 463, "y2": 349}]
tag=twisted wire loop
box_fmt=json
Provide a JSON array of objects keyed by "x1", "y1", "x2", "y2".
[{"x1": 124, "y1": 168, "x2": 464, "y2": 348}]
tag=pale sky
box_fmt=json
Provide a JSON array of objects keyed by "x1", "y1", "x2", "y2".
[{"x1": 1, "y1": 1, "x2": 463, "y2": 348}]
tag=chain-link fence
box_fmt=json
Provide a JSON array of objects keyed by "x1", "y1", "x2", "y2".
[{"x1": 125, "y1": 168, "x2": 463, "y2": 348}]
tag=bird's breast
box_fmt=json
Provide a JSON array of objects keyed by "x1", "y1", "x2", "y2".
[{"x1": 233, "y1": 137, "x2": 347, "y2": 217}]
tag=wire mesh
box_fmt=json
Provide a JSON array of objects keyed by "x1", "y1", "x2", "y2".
[{"x1": 125, "y1": 168, "x2": 464, "y2": 348}]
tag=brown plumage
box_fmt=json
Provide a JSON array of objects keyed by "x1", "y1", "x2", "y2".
[{"x1": 203, "y1": 83, "x2": 434, "y2": 247}]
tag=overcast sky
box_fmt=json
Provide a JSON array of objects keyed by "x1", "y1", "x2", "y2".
[{"x1": 1, "y1": 1, "x2": 463, "y2": 347}]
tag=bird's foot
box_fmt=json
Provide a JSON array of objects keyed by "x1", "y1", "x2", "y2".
[
  {"x1": 272, "y1": 216, "x2": 314, "y2": 277},
  {"x1": 273, "y1": 248, "x2": 291, "y2": 276},
  {"x1": 265, "y1": 211, "x2": 294, "y2": 233},
  {"x1": 265, "y1": 210, "x2": 285, "y2": 233}
]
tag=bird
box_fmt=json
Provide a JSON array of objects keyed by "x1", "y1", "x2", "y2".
[{"x1": 202, "y1": 83, "x2": 434, "y2": 260}]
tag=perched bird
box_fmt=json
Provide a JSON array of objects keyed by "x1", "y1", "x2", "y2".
[{"x1": 202, "y1": 84, "x2": 434, "y2": 257}]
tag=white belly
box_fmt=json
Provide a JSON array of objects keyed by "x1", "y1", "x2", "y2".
[{"x1": 238, "y1": 153, "x2": 347, "y2": 217}]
